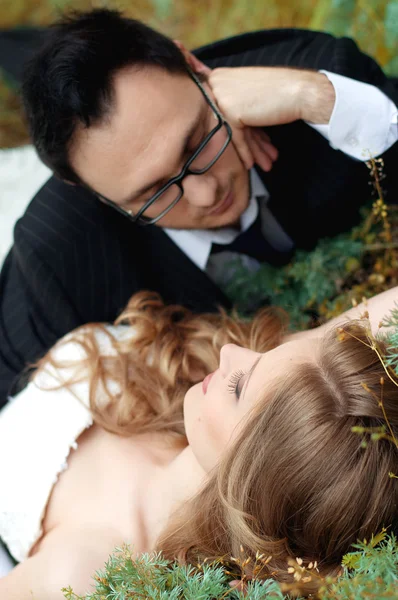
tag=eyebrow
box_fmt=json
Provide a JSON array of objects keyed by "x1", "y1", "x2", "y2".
[
  {"x1": 241, "y1": 355, "x2": 263, "y2": 403},
  {"x1": 124, "y1": 106, "x2": 205, "y2": 203}
]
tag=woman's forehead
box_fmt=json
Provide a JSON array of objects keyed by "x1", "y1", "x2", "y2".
[{"x1": 246, "y1": 337, "x2": 321, "y2": 403}]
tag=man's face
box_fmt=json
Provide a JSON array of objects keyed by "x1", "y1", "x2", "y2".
[{"x1": 69, "y1": 66, "x2": 250, "y2": 229}]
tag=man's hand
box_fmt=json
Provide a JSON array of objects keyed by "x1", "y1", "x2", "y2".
[
  {"x1": 207, "y1": 66, "x2": 336, "y2": 169},
  {"x1": 178, "y1": 46, "x2": 335, "y2": 172},
  {"x1": 208, "y1": 66, "x2": 336, "y2": 127},
  {"x1": 236, "y1": 126, "x2": 279, "y2": 172},
  {"x1": 206, "y1": 66, "x2": 281, "y2": 172},
  {"x1": 177, "y1": 45, "x2": 280, "y2": 171}
]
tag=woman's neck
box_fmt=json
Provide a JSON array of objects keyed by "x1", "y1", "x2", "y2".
[{"x1": 142, "y1": 440, "x2": 208, "y2": 550}]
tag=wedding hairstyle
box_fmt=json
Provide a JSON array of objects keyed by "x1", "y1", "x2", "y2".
[
  {"x1": 36, "y1": 292, "x2": 398, "y2": 593},
  {"x1": 22, "y1": 8, "x2": 189, "y2": 183},
  {"x1": 36, "y1": 291, "x2": 286, "y2": 437},
  {"x1": 157, "y1": 321, "x2": 398, "y2": 592}
]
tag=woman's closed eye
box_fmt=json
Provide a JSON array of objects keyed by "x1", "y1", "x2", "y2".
[{"x1": 227, "y1": 369, "x2": 248, "y2": 399}]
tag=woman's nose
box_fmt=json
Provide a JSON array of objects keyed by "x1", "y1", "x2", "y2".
[
  {"x1": 219, "y1": 343, "x2": 244, "y2": 375},
  {"x1": 220, "y1": 344, "x2": 260, "y2": 376}
]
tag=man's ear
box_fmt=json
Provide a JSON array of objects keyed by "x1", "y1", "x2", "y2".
[{"x1": 173, "y1": 40, "x2": 211, "y2": 77}]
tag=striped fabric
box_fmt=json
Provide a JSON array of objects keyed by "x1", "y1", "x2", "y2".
[{"x1": 0, "y1": 28, "x2": 397, "y2": 405}]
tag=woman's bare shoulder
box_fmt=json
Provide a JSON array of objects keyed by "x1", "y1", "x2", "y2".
[{"x1": 0, "y1": 525, "x2": 125, "y2": 599}]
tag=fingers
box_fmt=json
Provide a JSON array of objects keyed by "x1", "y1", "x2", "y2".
[
  {"x1": 251, "y1": 128, "x2": 278, "y2": 161},
  {"x1": 199, "y1": 78, "x2": 255, "y2": 170},
  {"x1": 245, "y1": 128, "x2": 278, "y2": 172},
  {"x1": 230, "y1": 125, "x2": 255, "y2": 170},
  {"x1": 229, "y1": 121, "x2": 279, "y2": 172},
  {"x1": 201, "y1": 68, "x2": 278, "y2": 172},
  {"x1": 194, "y1": 61, "x2": 212, "y2": 78},
  {"x1": 173, "y1": 42, "x2": 213, "y2": 78},
  {"x1": 255, "y1": 130, "x2": 279, "y2": 162},
  {"x1": 246, "y1": 129, "x2": 272, "y2": 172}
]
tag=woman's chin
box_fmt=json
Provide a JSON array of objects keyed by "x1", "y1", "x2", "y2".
[{"x1": 183, "y1": 382, "x2": 201, "y2": 414}]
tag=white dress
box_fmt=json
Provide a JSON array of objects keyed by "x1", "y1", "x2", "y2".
[{"x1": 0, "y1": 324, "x2": 130, "y2": 563}]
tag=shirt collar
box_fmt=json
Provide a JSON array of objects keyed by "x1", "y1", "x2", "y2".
[{"x1": 164, "y1": 169, "x2": 268, "y2": 270}]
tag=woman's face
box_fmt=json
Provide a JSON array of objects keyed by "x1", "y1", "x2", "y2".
[{"x1": 183, "y1": 338, "x2": 320, "y2": 472}]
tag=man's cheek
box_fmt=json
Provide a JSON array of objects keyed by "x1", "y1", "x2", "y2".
[{"x1": 221, "y1": 141, "x2": 243, "y2": 168}]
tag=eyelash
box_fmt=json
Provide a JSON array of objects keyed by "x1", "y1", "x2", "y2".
[{"x1": 227, "y1": 368, "x2": 247, "y2": 398}]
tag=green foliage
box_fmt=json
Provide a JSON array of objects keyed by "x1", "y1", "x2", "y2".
[
  {"x1": 223, "y1": 233, "x2": 364, "y2": 330},
  {"x1": 382, "y1": 303, "x2": 398, "y2": 375},
  {"x1": 320, "y1": 531, "x2": 398, "y2": 599},
  {"x1": 62, "y1": 549, "x2": 233, "y2": 600},
  {"x1": 62, "y1": 533, "x2": 398, "y2": 599},
  {"x1": 223, "y1": 188, "x2": 398, "y2": 332},
  {"x1": 310, "y1": 0, "x2": 398, "y2": 76},
  {"x1": 151, "y1": 0, "x2": 173, "y2": 21}
]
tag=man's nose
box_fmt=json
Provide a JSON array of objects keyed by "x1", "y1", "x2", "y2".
[{"x1": 183, "y1": 171, "x2": 219, "y2": 208}]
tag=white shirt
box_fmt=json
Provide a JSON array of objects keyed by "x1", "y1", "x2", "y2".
[
  {"x1": 165, "y1": 71, "x2": 398, "y2": 272},
  {"x1": 314, "y1": 70, "x2": 398, "y2": 161}
]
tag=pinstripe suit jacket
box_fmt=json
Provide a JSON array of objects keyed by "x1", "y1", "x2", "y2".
[{"x1": 1, "y1": 27, "x2": 397, "y2": 405}]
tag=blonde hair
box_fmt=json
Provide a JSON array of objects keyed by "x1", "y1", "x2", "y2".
[
  {"x1": 36, "y1": 293, "x2": 398, "y2": 593},
  {"x1": 36, "y1": 291, "x2": 285, "y2": 437},
  {"x1": 157, "y1": 322, "x2": 398, "y2": 592}
]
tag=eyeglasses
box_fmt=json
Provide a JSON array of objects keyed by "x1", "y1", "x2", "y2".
[{"x1": 95, "y1": 69, "x2": 233, "y2": 226}]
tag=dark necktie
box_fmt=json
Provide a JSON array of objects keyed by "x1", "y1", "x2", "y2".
[{"x1": 211, "y1": 199, "x2": 293, "y2": 267}]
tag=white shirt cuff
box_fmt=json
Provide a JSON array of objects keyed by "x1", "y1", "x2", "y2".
[{"x1": 307, "y1": 70, "x2": 398, "y2": 161}]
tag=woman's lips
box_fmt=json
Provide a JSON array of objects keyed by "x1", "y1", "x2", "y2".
[{"x1": 202, "y1": 371, "x2": 215, "y2": 394}]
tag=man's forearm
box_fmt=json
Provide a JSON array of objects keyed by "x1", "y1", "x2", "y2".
[
  {"x1": 208, "y1": 63, "x2": 397, "y2": 167},
  {"x1": 297, "y1": 71, "x2": 336, "y2": 124}
]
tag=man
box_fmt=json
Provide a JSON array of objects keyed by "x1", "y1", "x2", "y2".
[{"x1": 0, "y1": 8, "x2": 397, "y2": 406}]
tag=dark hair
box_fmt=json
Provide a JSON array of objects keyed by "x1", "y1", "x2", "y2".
[{"x1": 22, "y1": 9, "x2": 189, "y2": 183}]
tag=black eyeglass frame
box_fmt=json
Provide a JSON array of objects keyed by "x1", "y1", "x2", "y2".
[{"x1": 94, "y1": 68, "x2": 233, "y2": 226}]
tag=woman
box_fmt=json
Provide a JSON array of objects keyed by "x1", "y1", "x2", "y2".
[{"x1": 0, "y1": 286, "x2": 397, "y2": 598}]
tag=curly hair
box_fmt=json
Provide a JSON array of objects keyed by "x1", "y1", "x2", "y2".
[
  {"x1": 36, "y1": 291, "x2": 285, "y2": 437},
  {"x1": 35, "y1": 292, "x2": 398, "y2": 594}
]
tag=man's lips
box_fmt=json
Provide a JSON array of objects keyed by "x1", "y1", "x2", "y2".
[
  {"x1": 202, "y1": 371, "x2": 215, "y2": 394},
  {"x1": 208, "y1": 189, "x2": 233, "y2": 216}
]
